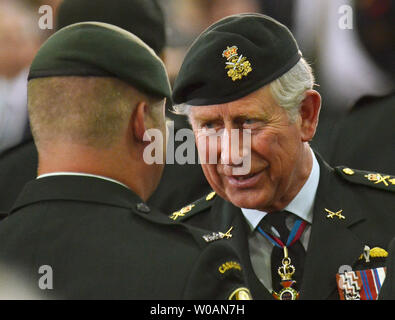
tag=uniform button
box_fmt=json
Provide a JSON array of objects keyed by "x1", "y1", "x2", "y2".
[
  {"x1": 206, "y1": 191, "x2": 216, "y2": 201},
  {"x1": 136, "y1": 202, "x2": 150, "y2": 213},
  {"x1": 342, "y1": 168, "x2": 355, "y2": 175}
]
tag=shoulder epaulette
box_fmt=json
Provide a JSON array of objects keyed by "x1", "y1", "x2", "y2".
[
  {"x1": 169, "y1": 191, "x2": 217, "y2": 221},
  {"x1": 335, "y1": 166, "x2": 395, "y2": 192}
]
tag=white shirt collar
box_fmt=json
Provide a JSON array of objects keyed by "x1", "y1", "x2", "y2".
[
  {"x1": 241, "y1": 148, "x2": 320, "y2": 231},
  {"x1": 37, "y1": 172, "x2": 130, "y2": 190}
]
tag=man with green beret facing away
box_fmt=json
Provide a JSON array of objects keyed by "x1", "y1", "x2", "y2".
[
  {"x1": 0, "y1": 0, "x2": 210, "y2": 217},
  {"x1": 0, "y1": 22, "x2": 252, "y2": 300},
  {"x1": 170, "y1": 13, "x2": 395, "y2": 300},
  {"x1": 0, "y1": 0, "x2": 168, "y2": 214}
]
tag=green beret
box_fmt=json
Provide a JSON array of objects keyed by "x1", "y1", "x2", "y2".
[
  {"x1": 172, "y1": 13, "x2": 302, "y2": 106},
  {"x1": 28, "y1": 22, "x2": 171, "y2": 100},
  {"x1": 56, "y1": 0, "x2": 166, "y2": 54}
]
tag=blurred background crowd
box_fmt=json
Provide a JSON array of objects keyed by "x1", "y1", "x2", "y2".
[{"x1": 0, "y1": 0, "x2": 394, "y2": 163}]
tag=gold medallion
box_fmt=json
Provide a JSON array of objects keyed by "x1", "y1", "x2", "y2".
[{"x1": 272, "y1": 247, "x2": 300, "y2": 300}]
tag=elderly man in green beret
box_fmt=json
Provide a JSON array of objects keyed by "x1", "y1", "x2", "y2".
[
  {"x1": 170, "y1": 13, "x2": 395, "y2": 300},
  {"x1": 0, "y1": 22, "x2": 252, "y2": 300}
]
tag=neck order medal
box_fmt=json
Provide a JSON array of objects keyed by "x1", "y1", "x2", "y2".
[
  {"x1": 258, "y1": 219, "x2": 308, "y2": 300},
  {"x1": 272, "y1": 247, "x2": 300, "y2": 300}
]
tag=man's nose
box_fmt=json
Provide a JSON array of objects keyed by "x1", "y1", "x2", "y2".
[{"x1": 220, "y1": 128, "x2": 244, "y2": 167}]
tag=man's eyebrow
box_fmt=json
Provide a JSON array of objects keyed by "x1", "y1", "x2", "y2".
[
  {"x1": 191, "y1": 113, "x2": 221, "y2": 122},
  {"x1": 191, "y1": 108, "x2": 269, "y2": 122},
  {"x1": 235, "y1": 111, "x2": 269, "y2": 120}
]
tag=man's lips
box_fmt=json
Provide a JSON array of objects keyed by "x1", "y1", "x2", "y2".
[{"x1": 224, "y1": 171, "x2": 263, "y2": 188}]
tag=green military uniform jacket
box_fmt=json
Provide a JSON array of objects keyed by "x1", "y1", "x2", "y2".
[
  {"x1": 329, "y1": 92, "x2": 395, "y2": 173},
  {"x1": 0, "y1": 140, "x2": 37, "y2": 214},
  {"x1": 170, "y1": 154, "x2": 395, "y2": 299},
  {"x1": 379, "y1": 237, "x2": 395, "y2": 299},
  {"x1": 0, "y1": 134, "x2": 210, "y2": 216},
  {"x1": 0, "y1": 175, "x2": 250, "y2": 299}
]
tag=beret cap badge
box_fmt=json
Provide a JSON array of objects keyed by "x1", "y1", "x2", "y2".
[{"x1": 222, "y1": 46, "x2": 252, "y2": 81}]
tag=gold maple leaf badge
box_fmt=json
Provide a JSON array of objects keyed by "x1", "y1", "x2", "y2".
[{"x1": 222, "y1": 45, "x2": 252, "y2": 81}]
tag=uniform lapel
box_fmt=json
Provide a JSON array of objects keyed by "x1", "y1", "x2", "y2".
[
  {"x1": 213, "y1": 199, "x2": 273, "y2": 299},
  {"x1": 300, "y1": 156, "x2": 366, "y2": 299}
]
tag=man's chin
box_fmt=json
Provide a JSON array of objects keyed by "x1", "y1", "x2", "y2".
[{"x1": 225, "y1": 191, "x2": 268, "y2": 210}]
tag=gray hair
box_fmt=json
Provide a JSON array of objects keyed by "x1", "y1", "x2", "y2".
[{"x1": 173, "y1": 57, "x2": 316, "y2": 121}]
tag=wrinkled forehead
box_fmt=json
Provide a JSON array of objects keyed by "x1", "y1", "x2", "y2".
[{"x1": 189, "y1": 86, "x2": 279, "y2": 121}]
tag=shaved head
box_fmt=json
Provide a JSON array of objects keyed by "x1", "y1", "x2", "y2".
[{"x1": 28, "y1": 76, "x2": 163, "y2": 149}]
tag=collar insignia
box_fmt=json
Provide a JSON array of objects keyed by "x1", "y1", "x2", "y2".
[
  {"x1": 170, "y1": 204, "x2": 195, "y2": 221},
  {"x1": 222, "y1": 45, "x2": 252, "y2": 81},
  {"x1": 325, "y1": 208, "x2": 345, "y2": 220},
  {"x1": 365, "y1": 173, "x2": 395, "y2": 186},
  {"x1": 202, "y1": 226, "x2": 233, "y2": 243}
]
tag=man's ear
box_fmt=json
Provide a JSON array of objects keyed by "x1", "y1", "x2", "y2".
[
  {"x1": 131, "y1": 101, "x2": 149, "y2": 143},
  {"x1": 299, "y1": 90, "x2": 321, "y2": 142}
]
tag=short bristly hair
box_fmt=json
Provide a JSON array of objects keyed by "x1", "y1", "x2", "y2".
[
  {"x1": 28, "y1": 76, "x2": 164, "y2": 149},
  {"x1": 173, "y1": 58, "x2": 316, "y2": 122}
]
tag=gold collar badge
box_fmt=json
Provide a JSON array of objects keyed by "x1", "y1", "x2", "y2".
[
  {"x1": 170, "y1": 204, "x2": 195, "y2": 221},
  {"x1": 202, "y1": 226, "x2": 234, "y2": 243},
  {"x1": 325, "y1": 208, "x2": 345, "y2": 220},
  {"x1": 222, "y1": 46, "x2": 252, "y2": 81},
  {"x1": 365, "y1": 173, "x2": 395, "y2": 186}
]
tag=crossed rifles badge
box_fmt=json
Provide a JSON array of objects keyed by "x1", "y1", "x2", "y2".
[
  {"x1": 222, "y1": 45, "x2": 252, "y2": 81},
  {"x1": 170, "y1": 204, "x2": 195, "y2": 221},
  {"x1": 202, "y1": 226, "x2": 234, "y2": 243},
  {"x1": 325, "y1": 208, "x2": 345, "y2": 220},
  {"x1": 365, "y1": 173, "x2": 395, "y2": 186}
]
